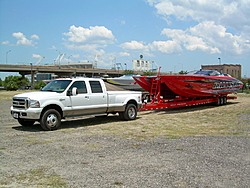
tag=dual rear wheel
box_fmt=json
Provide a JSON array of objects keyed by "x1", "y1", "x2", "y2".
[{"x1": 119, "y1": 103, "x2": 137, "y2": 120}]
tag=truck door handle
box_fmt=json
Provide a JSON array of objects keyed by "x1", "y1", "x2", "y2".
[{"x1": 85, "y1": 96, "x2": 89, "y2": 99}]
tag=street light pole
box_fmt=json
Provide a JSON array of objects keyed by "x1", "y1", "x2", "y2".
[
  {"x1": 218, "y1": 58, "x2": 221, "y2": 65},
  {"x1": 6, "y1": 50, "x2": 11, "y2": 64},
  {"x1": 30, "y1": 63, "x2": 33, "y2": 89}
]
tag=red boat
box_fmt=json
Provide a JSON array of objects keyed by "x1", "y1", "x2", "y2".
[{"x1": 133, "y1": 70, "x2": 243, "y2": 99}]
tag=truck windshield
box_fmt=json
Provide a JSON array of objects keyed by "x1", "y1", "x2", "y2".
[{"x1": 41, "y1": 80, "x2": 72, "y2": 93}]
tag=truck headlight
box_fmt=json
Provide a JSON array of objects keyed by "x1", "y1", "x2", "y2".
[{"x1": 30, "y1": 100, "x2": 40, "y2": 108}]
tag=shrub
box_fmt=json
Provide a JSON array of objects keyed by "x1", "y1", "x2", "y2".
[
  {"x1": 6, "y1": 81, "x2": 19, "y2": 91},
  {"x1": 34, "y1": 81, "x2": 46, "y2": 90},
  {"x1": 4, "y1": 75, "x2": 29, "y2": 91}
]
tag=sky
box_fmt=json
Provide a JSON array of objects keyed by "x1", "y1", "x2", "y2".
[{"x1": 0, "y1": 0, "x2": 250, "y2": 80}]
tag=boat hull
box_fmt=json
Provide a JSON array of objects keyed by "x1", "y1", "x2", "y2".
[{"x1": 133, "y1": 75, "x2": 243, "y2": 97}]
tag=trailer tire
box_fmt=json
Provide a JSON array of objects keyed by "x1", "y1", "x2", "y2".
[
  {"x1": 223, "y1": 96, "x2": 227, "y2": 105},
  {"x1": 120, "y1": 103, "x2": 137, "y2": 120},
  {"x1": 40, "y1": 109, "x2": 61, "y2": 131},
  {"x1": 215, "y1": 97, "x2": 223, "y2": 106},
  {"x1": 215, "y1": 97, "x2": 221, "y2": 106},
  {"x1": 18, "y1": 119, "x2": 35, "y2": 127}
]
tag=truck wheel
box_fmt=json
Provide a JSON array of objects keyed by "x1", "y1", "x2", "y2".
[
  {"x1": 40, "y1": 109, "x2": 61, "y2": 131},
  {"x1": 18, "y1": 119, "x2": 35, "y2": 126},
  {"x1": 120, "y1": 103, "x2": 137, "y2": 120}
]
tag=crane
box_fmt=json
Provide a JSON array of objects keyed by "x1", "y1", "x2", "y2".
[
  {"x1": 35, "y1": 56, "x2": 45, "y2": 65},
  {"x1": 54, "y1": 53, "x2": 66, "y2": 65}
]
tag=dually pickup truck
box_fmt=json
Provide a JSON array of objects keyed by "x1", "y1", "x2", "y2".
[{"x1": 11, "y1": 78, "x2": 142, "y2": 131}]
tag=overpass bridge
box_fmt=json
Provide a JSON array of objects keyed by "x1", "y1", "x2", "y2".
[{"x1": 0, "y1": 64, "x2": 146, "y2": 78}]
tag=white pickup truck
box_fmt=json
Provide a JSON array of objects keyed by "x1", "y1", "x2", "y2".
[{"x1": 10, "y1": 78, "x2": 142, "y2": 131}]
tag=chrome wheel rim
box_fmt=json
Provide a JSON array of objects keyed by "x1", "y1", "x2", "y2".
[
  {"x1": 128, "y1": 107, "x2": 136, "y2": 118},
  {"x1": 46, "y1": 114, "x2": 58, "y2": 127}
]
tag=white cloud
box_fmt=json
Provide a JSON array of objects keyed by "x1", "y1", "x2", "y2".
[
  {"x1": 2, "y1": 41, "x2": 10, "y2": 45},
  {"x1": 63, "y1": 25, "x2": 116, "y2": 45},
  {"x1": 12, "y1": 32, "x2": 39, "y2": 46},
  {"x1": 119, "y1": 21, "x2": 249, "y2": 56},
  {"x1": 147, "y1": 0, "x2": 250, "y2": 34},
  {"x1": 161, "y1": 21, "x2": 250, "y2": 55},
  {"x1": 149, "y1": 40, "x2": 183, "y2": 54},
  {"x1": 120, "y1": 52, "x2": 130, "y2": 56},
  {"x1": 120, "y1": 40, "x2": 148, "y2": 51},
  {"x1": 120, "y1": 40, "x2": 155, "y2": 57},
  {"x1": 31, "y1": 34, "x2": 39, "y2": 40},
  {"x1": 32, "y1": 54, "x2": 42, "y2": 59}
]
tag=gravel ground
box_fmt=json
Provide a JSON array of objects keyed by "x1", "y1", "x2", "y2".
[{"x1": 0, "y1": 100, "x2": 250, "y2": 187}]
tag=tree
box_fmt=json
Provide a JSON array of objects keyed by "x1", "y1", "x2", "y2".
[
  {"x1": 4, "y1": 75, "x2": 30, "y2": 91},
  {"x1": 178, "y1": 70, "x2": 188, "y2": 75},
  {"x1": 34, "y1": 81, "x2": 46, "y2": 90},
  {"x1": 142, "y1": 72, "x2": 157, "y2": 76},
  {"x1": 0, "y1": 78, "x2": 2, "y2": 86},
  {"x1": 123, "y1": 70, "x2": 135, "y2": 75}
]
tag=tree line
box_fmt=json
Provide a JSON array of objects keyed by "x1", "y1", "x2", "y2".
[{"x1": 0, "y1": 76, "x2": 46, "y2": 91}]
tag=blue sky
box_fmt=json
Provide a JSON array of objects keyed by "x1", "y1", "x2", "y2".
[{"x1": 1, "y1": 0, "x2": 250, "y2": 79}]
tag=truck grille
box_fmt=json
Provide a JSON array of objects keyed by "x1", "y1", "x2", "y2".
[{"x1": 13, "y1": 97, "x2": 29, "y2": 109}]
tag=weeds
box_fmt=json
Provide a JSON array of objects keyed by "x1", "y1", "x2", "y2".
[{"x1": 1, "y1": 168, "x2": 67, "y2": 187}]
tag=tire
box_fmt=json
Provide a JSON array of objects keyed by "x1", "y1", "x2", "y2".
[
  {"x1": 120, "y1": 103, "x2": 137, "y2": 120},
  {"x1": 40, "y1": 109, "x2": 61, "y2": 131},
  {"x1": 223, "y1": 96, "x2": 227, "y2": 105},
  {"x1": 215, "y1": 97, "x2": 222, "y2": 106},
  {"x1": 18, "y1": 119, "x2": 35, "y2": 126}
]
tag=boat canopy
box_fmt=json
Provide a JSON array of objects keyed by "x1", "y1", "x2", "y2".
[{"x1": 187, "y1": 70, "x2": 229, "y2": 76}]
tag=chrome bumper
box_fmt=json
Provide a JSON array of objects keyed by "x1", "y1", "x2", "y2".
[{"x1": 10, "y1": 107, "x2": 41, "y2": 120}]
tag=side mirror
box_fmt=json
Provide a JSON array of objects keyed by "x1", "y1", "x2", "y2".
[
  {"x1": 67, "y1": 87, "x2": 78, "y2": 96},
  {"x1": 72, "y1": 87, "x2": 78, "y2": 96}
]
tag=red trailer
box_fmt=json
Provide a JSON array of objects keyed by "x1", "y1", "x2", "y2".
[
  {"x1": 134, "y1": 69, "x2": 242, "y2": 111},
  {"x1": 139, "y1": 94, "x2": 237, "y2": 111}
]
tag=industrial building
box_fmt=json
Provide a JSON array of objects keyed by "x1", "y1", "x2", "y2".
[{"x1": 201, "y1": 64, "x2": 241, "y2": 78}]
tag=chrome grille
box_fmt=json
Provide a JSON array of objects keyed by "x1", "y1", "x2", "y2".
[{"x1": 13, "y1": 97, "x2": 29, "y2": 109}]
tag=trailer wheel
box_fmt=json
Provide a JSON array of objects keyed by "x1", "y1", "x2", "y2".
[
  {"x1": 215, "y1": 97, "x2": 223, "y2": 106},
  {"x1": 40, "y1": 109, "x2": 61, "y2": 131},
  {"x1": 18, "y1": 119, "x2": 35, "y2": 127},
  {"x1": 120, "y1": 103, "x2": 137, "y2": 120},
  {"x1": 223, "y1": 96, "x2": 227, "y2": 105}
]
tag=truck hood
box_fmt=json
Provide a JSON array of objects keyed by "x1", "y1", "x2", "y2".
[{"x1": 13, "y1": 91, "x2": 63, "y2": 100}]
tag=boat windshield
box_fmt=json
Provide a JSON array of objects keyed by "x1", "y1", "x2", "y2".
[
  {"x1": 187, "y1": 70, "x2": 223, "y2": 76},
  {"x1": 41, "y1": 80, "x2": 72, "y2": 93}
]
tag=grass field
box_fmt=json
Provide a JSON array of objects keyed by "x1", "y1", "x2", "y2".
[
  {"x1": 78, "y1": 93, "x2": 250, "y2": 139},
  {"x1": 0, "y1": 90, "x2": 37, "y2": 101},
  {"x1": 1, "y1": 90, "x2": 249, "y2": 139}
]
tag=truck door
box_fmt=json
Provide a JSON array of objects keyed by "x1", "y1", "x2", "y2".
[
  {"x1": 89, "y1": 80, "x2": 108, "y2": 113},
  {"x1": 67, "y1": 81, "x2": 90, "y2": 115}
]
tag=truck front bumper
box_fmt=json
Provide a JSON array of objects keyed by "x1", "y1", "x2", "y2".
[{"x1": 10, "y1": 107, "x2": 41, "y2": 120}]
